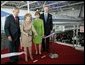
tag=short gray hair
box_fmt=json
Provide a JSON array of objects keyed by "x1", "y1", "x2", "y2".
[
  {"x1": 13, "y1": 6, "x2": 19, "y2": 10},
  {"x1": 43, "y1": 5, "x2": 49, "y2": 8}
]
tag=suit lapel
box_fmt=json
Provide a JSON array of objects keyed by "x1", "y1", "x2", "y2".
[
  {"x1": 42, "y1": 13, "x2": 45, "y2": 23},
  {"x1": 11, "y1": 15, "x2": 19, "y2": 27}
]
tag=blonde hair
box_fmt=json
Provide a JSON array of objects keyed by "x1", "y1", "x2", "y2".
[{"x1": 24, "y1": 13, "x2": 32, "y2": 21}]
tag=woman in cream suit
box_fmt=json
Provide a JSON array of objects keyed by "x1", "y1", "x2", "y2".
[{"x1": 20, "y1": 13, "x2": 37, "y2": 62}]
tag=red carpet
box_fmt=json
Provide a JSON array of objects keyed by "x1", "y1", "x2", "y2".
[{"x1": 1, "y1": 42, "x2": 84, "y2": 64}]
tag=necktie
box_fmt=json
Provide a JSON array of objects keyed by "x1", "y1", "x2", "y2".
[
  {"x1": 15, "y1": 16, "x2": 18, "y2": 23},
  {"x1": 44, "y1": 13, "x2": 48, "y2": 23}
]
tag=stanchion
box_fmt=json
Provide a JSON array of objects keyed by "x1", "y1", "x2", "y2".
[
  {"x1": 49, "y1": 32, "x2": 59, "y2": 59},
  {"x1": 43, "y1": 32, "x2": 59, "y2": 59}
]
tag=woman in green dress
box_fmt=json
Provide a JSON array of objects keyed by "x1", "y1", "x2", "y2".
[{"x1": 33, "y1": 11, "x2": 44, "y2": 55}]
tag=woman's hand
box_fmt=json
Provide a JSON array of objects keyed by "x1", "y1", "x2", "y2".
[{"x1": 35, "y1": 32, "x2": 38, "y2": 36}]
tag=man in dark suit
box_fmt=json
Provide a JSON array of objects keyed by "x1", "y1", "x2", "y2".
[
  {"x1": 4, "y1": 7, "x2": 21, "y2": 63},
  {"x1": 40, "y1": 5, "x2": 53, "y2": 52}
]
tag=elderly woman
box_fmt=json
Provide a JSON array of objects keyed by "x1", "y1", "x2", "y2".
[{"x1": 20, "y1": 13, "x2": 37, "y2": 61}]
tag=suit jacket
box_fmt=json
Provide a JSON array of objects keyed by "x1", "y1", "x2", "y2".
[
  {"x1": 40, "y1": 13, "x2": 53, "y2": 35},
  {"x1": 4, "y1": 14, "x2": 21, "y2": 41}
]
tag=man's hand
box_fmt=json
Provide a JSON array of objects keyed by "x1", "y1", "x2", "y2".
[
  {"x1": 51, "y1": 30, "x2": 53, "y2": 33},
  {"x1": 20, "y1": 37, "x2": 21, "y2": 40},
  {"x1": 8, "y1": 36, "x2": 12, "y2": 41},
  {"x1": 42, "y1": 35, "x2": 45, "y2": 38},
  {"x1": 20, "y1": 37, "x2": 23, "y2": 49}
]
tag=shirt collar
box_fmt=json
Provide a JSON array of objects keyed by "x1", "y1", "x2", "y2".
[{"x1": 44, "y1": 12, "x2": 48, "y2": 15}]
